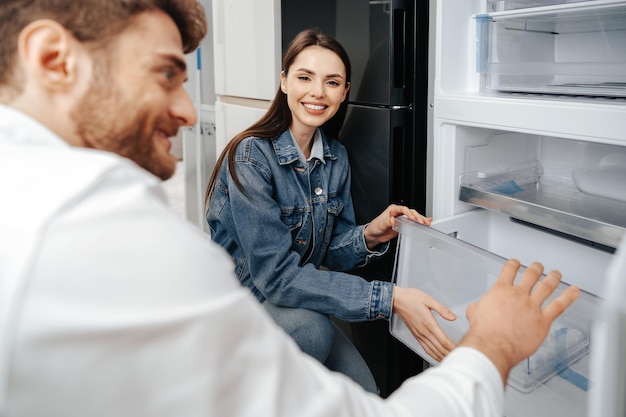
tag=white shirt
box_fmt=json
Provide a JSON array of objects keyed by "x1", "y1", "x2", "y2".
[
  {"x1": 0, "y1": 105, "x2": 503, "y2": 417},
  {"x1": 291, "y1": 128, "x2": 325, "y2": 165}
]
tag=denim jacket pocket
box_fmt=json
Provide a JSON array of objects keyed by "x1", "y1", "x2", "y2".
[
  {"x1": 280, "y1": 206, "x2": 306, "y2": 244},
  {"x1": 326, "y1": 197, "x2": 344, "y2": 216},
  {"x1": 321, "y1": 197, "x2": 344, "y2": 246}
]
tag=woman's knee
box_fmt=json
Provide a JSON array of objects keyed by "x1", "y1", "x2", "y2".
[
  {"x1": 263, "y1": 303, "x2": 334, "y2": 362},
  {"x1": 291, "y1": 309, "x2": 334, "y2": 345}
]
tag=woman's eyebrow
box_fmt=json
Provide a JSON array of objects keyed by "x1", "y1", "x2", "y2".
[{"x1": 294, "y1": 67, "x2": 344, "y2": 79}]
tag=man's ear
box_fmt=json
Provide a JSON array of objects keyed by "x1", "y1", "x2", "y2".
[{"x1": 17, "y1": 19, "x2": 80, "y2": 90}]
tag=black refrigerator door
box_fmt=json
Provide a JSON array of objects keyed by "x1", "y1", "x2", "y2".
[
  {"x1": 281, "y1": 0, "x2": 414, "y2": 107},
  {"x1": 340, "y1": 104, "x2": 419, "y2": 224},
  {"x1": 281, "y1": 0, "x2": 429, "y2": 397},
  {"x1": 340, "y1": 104, "x2": 426, "y2": 398}
]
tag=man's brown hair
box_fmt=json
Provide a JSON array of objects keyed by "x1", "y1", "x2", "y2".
[{"x1": 0, "y1": 0, "x2": 207, "y2": 92}]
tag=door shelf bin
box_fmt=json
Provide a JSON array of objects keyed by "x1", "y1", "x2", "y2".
[
  {"x1": 487, "y1": 0, "x2": 591, "y2": 12},
  {"x1": 389, "y1": 215, "x2": 598, "y2": 393},
  {"x1": 477, "y1": 1, "x2": 626, "y2": 97}
]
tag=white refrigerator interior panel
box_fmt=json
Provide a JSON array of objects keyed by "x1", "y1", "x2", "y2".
[
  {"x1": 214, "y1": 100, "x2": 270, "y2": 155},
  {"x1": 588, "y1": 233, "x2": 626, "y2": 417},
  {"x1": 434, "y1": 0, "x2": 485, "y2": 95},
  {"x1": 212, "y1": 0, "x2": 280, "y2": 100},
  {"x1": 428, "y1": 210, "x2": 612, "y2": 297}
]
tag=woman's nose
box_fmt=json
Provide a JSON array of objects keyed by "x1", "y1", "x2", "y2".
[{"x1": 309, "y1": 81, "x2": 325, "y2": 98}]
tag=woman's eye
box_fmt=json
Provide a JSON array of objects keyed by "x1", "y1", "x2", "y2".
[
  {"x1": 327, "y1": 80, "x2": 340, "y2": 87},
  {"x1": 297, "y1": 75, "x2": 311, "y2": 81}
]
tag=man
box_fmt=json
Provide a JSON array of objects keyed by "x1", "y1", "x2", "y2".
[{"x1": 0, "y1": 1, "x2": 580, "y2": 416}]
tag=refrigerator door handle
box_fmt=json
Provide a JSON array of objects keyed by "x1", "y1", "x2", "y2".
[
  {"x1": 390, "y1": 109, "x2": 415, "y2": 208},
  {"x1": 390, "y1": 0, "x2": 414, "y2": 105}
]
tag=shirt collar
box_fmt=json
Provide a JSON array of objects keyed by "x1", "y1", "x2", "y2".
[
  {"x1": 0, "y1": 104, "x2": 69, "y2": 148},
  {"x1": 291, "y1": 128, "x2": 325, "y2": 165},
  {"x1": 273, "y1": 129, "x2": 337, "y2": 166}
]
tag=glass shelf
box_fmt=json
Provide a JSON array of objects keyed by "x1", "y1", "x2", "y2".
[{"x1": 459, "y1": 179, "x2": 626, "y2": 249}]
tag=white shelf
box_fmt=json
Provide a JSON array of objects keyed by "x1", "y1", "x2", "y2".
[
  {"x1": 433, "y1": 95, "x2": 626, "y2": 145},
  {"x1": 485, "y1": 0, "x2": 626, "y2": 17}
]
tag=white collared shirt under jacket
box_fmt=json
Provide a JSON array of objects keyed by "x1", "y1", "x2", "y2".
[{"x1": 0, "y1": 104, "x2": 503, "y2": 417}]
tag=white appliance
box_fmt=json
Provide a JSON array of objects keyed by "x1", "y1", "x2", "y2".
[
  {"x1": 211, "y1": 0, "x2": 281, "y2": 156},
  {"x1": 390, "y1": 0, "x2": 626, "y2": 416},
  {"x1": 178, "y1": 0, "x2": 218, "y2": 231},
  {"x1": 588, "y1": 233, "x2": 626, "y2": 417}
]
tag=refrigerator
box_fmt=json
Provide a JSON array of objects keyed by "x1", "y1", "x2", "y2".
[{"x1": 388, "y1": 0, "x2": 626, "y2": 416}]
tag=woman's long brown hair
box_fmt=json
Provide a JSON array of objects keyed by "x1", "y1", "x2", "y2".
[{"x1": 204, "y1": 28, "x2": 352, "y2": 206}]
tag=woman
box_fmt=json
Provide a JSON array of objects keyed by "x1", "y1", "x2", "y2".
[{"x1": 205, "y1": 29, "x2": 456, "y2": 393}]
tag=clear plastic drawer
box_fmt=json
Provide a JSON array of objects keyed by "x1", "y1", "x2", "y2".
[{"x1": 389, "y1": 215, "x2": 598, "y2": 393}]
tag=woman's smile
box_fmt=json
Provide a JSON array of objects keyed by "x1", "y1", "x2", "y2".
[{"x1": 302, "y1": 102, "x2": 328, "y2": 114}]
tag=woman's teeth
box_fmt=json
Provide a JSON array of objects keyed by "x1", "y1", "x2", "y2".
[{"x1": 303, "y1": 103, "x2": 326, "y2": 110}]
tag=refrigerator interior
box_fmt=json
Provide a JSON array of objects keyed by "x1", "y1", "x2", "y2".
[
  {"x1": 389, "y1": 0, "x2": 626, "y2": 415},
  {"x1": 458, "y1": 128, "x2": 626, "y2": 251},
  {"x1": 390, "y1": 126, "x2": 625, "y2": 415}
]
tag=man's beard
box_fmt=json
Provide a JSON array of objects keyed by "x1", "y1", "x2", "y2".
[{"x1": 69, "y1": 68, "x2": 177, "y2": 180}]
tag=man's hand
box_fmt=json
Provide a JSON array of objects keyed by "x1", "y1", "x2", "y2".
[{"x1": 459, "y1": 259, "x2": 580, "y2": 384}]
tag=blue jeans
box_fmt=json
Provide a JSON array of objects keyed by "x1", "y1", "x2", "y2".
[{"x1": 262, "y1": 301, "x2": 379, "y2": 394}]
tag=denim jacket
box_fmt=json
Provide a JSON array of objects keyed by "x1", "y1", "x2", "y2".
[{"x1": 207, "y1": 129, "x2": 394, "y2": 321}]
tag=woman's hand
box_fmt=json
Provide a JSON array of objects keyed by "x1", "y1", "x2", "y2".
[
  {"x1": 363, "y1": 204, "x2": 432, "y2": 250},
  {"x1": 393, "y1": 286, "x2": 457, "y2": 362}
]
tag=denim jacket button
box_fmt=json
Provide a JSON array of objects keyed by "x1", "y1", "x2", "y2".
[{"x1": 314, "y1": 187, "x2": 323, "y2": 195}]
